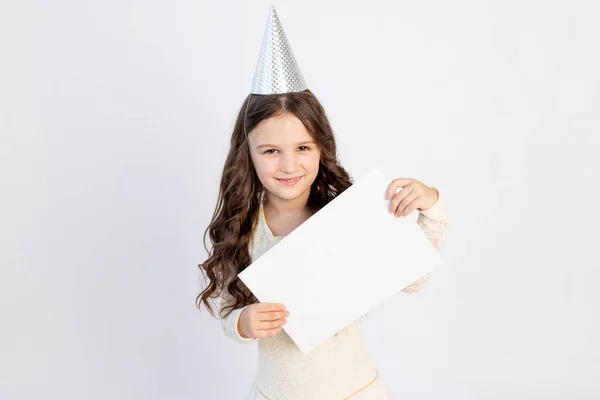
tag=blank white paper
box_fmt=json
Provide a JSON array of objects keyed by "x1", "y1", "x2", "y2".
[{"x1": 238, "y1": 166, "x2": 444, "y2": 353}]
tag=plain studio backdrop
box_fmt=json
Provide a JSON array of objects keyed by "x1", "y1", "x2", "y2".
[{"x1": 1, "y1": 0, "x2": 599, "y2": 399}]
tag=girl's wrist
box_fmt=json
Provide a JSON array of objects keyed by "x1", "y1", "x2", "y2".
[{"x1": 418, "y1": 186, "x2": 439, "y2": 211}]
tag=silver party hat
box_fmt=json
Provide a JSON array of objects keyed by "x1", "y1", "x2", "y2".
[{"x1": 250, "y1": 6, "x2": 308, "y2": 94}]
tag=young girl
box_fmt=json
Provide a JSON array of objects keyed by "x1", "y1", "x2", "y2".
[{"x1": 198, "y1": 6, "x2": 449, "y2": 400}]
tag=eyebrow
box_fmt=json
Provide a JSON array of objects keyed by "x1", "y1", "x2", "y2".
[{"x1": 256, "y1": 140, "x2": 315, "y2": 149}]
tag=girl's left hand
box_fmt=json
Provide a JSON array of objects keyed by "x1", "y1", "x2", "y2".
[{"x1": 384, "y1": 178, "x2": 439, "y2": 217}]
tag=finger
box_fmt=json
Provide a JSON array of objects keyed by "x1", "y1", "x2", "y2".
[
  {"x1": 258, "y1": 310, "x2": 289, "y2": 321},
  {"x1": 258, "y1": 318, "x2": 287, "y2": 330},
  {"x1": 393, "y1": 190, "x2": 419, "y2": 216},
  {"x1": 255, "y1": 326, "x2": 284, "y2": 338},
  {"x1": 385, "y1": 178, "x2": 412, "y2": 200},
  {"x1": 256, "y1": 302, "x2": 285, "y2": 312},
  {"x1": 388, "y1": 184, "x2": 415, "y2": 213},
  {"x1": 395, "y1": 195, "x2": 420, "y2": 217}
]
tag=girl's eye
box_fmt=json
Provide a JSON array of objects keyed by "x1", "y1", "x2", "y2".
[{"x1": 263, "y1": 147, "x2": 310, "y2": 154}]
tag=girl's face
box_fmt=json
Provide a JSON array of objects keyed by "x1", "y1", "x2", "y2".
[{"x1": 248, "y1": 113, "x2": 321, "y2": 205}]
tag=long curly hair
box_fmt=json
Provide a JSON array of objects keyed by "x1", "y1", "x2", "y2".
[{"x1": 197, "y1": 89, "x2": 353, "y2": 319}]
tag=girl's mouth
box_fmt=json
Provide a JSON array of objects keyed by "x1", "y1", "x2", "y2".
[{"x1": 276, "y1": 176, "x2": 303, "y2": 186}]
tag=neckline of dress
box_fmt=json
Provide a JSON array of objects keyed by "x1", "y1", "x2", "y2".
[{"x1": 259, "y1": 202, "x2": 285, "y2": 239}]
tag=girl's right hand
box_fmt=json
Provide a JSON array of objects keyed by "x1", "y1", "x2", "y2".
[{"x1": 238, "y1": 302, "x2": 289, "y2": 339}]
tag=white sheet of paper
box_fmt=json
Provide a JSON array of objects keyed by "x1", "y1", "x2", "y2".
[{"x1": 238, "y1": 166, "x2": 444, "y2": 353}]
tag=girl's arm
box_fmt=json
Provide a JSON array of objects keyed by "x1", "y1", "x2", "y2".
[
  {"x1": 401, "y1": 187, "x2": 449, "y2": 293},
  {"x1": 219, "y1": 292, "x2": 258, "y2": 344}
]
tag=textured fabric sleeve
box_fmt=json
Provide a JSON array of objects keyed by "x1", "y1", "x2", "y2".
[
  {"x1": 219, "y1": 293, "x2": 258, "y2": 344},
  {"x1": 401, "y1": 186, "x2": 449, "y2": 293}
]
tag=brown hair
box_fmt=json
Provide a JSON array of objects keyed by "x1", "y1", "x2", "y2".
[{"x1": 197, "y1": 89, "x2": 353, "y2": 319}]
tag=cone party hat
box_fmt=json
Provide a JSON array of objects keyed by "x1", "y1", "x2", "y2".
[{"x1": 250, "y1": 6, "x2": 308, "y2": 94}]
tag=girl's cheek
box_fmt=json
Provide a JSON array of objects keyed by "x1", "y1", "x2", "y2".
[
  {"x1": 266, "y1": 161, "x2": 280, "y2": 174},
  {"x1": 258, "y1": 166, "x2": 276, "y2": 179}
]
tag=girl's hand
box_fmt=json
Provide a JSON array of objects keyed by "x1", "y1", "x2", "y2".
[
  {"x1": 238, "y1": 302, "x2": 289, "y2": 339},
  {"x1": 384, "y1": 178, "x2": 439, "y2": 217}
]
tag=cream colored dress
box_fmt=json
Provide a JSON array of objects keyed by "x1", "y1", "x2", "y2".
[{"x1": 220, "y1": 188, "x2": 449, "y2": 400}]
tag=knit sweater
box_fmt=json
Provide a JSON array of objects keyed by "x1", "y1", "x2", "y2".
[{"x1": 220, "y1": 188, "x2": 449, "y2": 399}]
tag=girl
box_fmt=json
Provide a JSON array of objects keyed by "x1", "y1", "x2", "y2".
[{"x1": 198, "y1": 6, "x2": 449, "y2": 400}]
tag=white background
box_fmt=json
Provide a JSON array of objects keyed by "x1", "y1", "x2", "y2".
[{"x1": 1, "y1": 0, "x2": 599, "y2": 399}]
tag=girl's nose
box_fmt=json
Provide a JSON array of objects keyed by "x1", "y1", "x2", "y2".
[{"x1": 280, "y1": 153, "x2": 298, "y2": 173}]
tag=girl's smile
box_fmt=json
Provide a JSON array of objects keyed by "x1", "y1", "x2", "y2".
[{"x1": 276, "y1": 176, "x2": 303, "y2": 186}]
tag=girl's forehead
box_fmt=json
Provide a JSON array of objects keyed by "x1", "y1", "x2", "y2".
[{"x1": 250, "y1": 114, "x2": 312, "y2": 143}]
